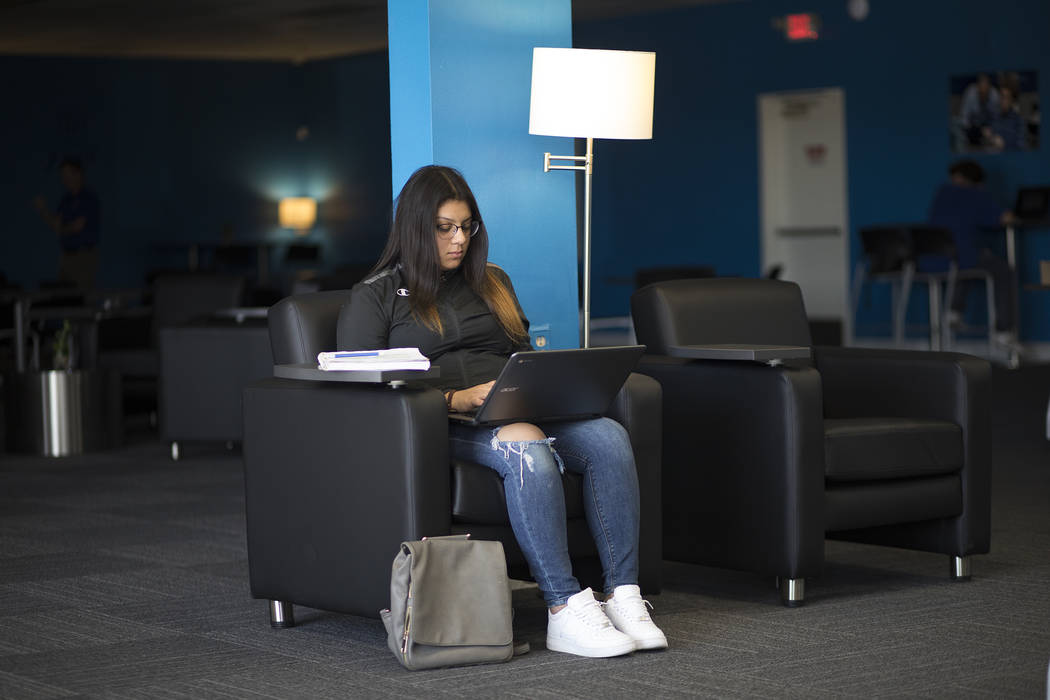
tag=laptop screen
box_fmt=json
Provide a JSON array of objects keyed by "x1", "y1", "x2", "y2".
[{"x1": 449, "y1": 345, "x2": 644, "y2": 426}]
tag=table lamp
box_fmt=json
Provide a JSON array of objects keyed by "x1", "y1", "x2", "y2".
[
  {"x1": 529, "y1": 47, "x2": 655, "y2": 347},
  {"x1": 279, "y1": 197, "x2": 317, "y2": 237}
]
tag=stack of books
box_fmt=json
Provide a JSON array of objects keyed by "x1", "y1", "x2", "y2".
[{"x1": 317, "y1": 348, "x2": 431, "y2": 372}]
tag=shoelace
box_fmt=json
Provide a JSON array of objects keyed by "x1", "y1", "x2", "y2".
[
  {"x1": 574, "y1": 598, "x2": 617, "y2": 631},
  {"x1": 605, "y1": 596, "x2": 655, "y2": 621}
]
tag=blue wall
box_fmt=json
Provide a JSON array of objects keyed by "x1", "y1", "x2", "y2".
[
  {"x1": 7, "y1": 0, "x2": 1047, "y2": 341},
  {"x1": 576, "y1": 0, "x2": 1050, "y2": 340},
  {"x1": 1, "y1": 52, "x2": 392, "y2": 293},
  {"x1": 388, "y1": 0, "x2": 580, "y2": 350}
]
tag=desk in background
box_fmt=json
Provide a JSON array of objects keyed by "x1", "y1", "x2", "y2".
[{"x1": 7, "y1": 288, "x2": 148, "y2": 373}]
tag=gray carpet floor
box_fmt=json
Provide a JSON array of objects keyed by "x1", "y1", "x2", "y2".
[{"x1": 0, "y1": 365, "x2": 1048, "y2": 699}]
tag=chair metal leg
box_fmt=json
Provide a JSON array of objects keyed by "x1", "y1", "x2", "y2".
[
  {"x1": 928, "y1": 279, "x2": 942, "y2": 351},
  {"x1": 894, "y1": 264, "x2": 915, "y2": 346},
  {"x1": 850, "y1": 262, "x2": 866, "y2": 335},
  {"x1": 1045, "y1": 393, "x2": 1049, "y2": 441},
  {"x1": 985, "y1": 275, "x2": 997, "y2": 358},
  {"x1": 891, "y1": 282, "x2": 903, "y2": 345},
  {"x1": 944, "y1": 266, "x2": 958, "y2": 350},
  {"x1": 270, "y1": 600, "x2": 295, "y2": 628},
  {"x1": 778, "y1": 577, "x2": 805, "y2": 607},
  {"x1": 950, "y1": 555, "x2": 972, "y2": 581},
  {"x1": 170, "y1": 441, "x2": 180, "y2": 461}
]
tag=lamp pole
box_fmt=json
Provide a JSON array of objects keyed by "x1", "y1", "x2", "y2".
[
  {"x1": 544, "y1": 137, "x2": 594, "y2": 347},
  {"x1": 529, "y1": 47, "x2": 655, "y2": 349}
]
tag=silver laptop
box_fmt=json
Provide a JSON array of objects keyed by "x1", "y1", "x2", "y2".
[{"x1": 448, "y1": 345, "x2": 645, "y2": 426}]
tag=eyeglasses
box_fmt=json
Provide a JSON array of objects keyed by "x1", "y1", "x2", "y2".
[{"x1": 435, "y1": 220, "x2": 480, "y2": 239}]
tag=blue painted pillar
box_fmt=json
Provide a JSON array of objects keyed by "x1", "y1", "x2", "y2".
[{"x1": 388, "y1": 0, "x2": 579, "y2": 349}]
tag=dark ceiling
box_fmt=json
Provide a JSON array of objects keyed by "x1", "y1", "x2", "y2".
[{"x1": 0, "y1": 0, "x2": 721, "y2": 63}]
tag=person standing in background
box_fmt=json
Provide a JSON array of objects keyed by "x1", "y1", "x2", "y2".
[{"x1": 33, "y1": 157, "x2": 101, "y2": 289}]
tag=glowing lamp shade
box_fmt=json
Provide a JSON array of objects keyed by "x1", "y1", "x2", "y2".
[
  {"x1": 529, "y1": 48, "x2": 655, "y2": 140},
  {"x1": 278, "y1": 197, "x2": 317, "y2": 234}
]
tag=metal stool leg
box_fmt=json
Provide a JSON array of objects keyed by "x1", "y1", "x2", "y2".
[
  {"x1": 985, "y1": 274, "x2": 997, "y2": 358},
  {"x1": 894, "y1": 264, "x2": 915, "y2": 346},
  {"x1": 928, "y1": 279, "x2": 942, "y2": 351},
  {"x1": 944, "y1": 265, "x2": 958, "y2": 350},
  {"x1": 850, "y1": 262, "x2": 866, "y2": 338}
]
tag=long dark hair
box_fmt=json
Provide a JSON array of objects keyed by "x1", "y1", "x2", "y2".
[{"x1": 372, "y1": 165, "x2": 527, "y2": 340}]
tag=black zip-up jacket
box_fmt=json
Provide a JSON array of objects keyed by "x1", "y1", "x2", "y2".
[{"x1": 337, "y1": 264, "x2": 532, "y2": 392}]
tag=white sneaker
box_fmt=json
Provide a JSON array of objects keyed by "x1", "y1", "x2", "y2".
[
  {"x1": 546, "y1": 588, "x2": 637, "y2": 658},
  {"x1": 603, "y1": 584, "x2": 668, "y2": 650}
]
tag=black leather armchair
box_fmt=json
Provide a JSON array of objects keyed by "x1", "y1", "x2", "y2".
[
  {"x1": 243, "y1": 290, "x2": 662, "y2": 625},
  {"x1": 631, "y1": 277, "x2": 991, "y2": 606}
]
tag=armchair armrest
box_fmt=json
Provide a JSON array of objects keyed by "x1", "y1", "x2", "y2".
[
  {"x1": 667, "y1": 344, "x2": 811, "y2": 363},
  {"x1": 606, "y1": 372, "x2": 661, "y2": 457},
  {"x1": 635, "y1": 356, "x2": 825, "y2": 579},
  {"x1": 814, "y1": 346, "x2": 991, "y2": 555},
  {"x1": 606, "y1": 372, "x2": 663, "y2": 592},
  {"x1": 243, "y1": 377, "x2": 449, "y2": 618},
  {"x1": 815, "y1": 346, "x2": 990, "y2": 424}
]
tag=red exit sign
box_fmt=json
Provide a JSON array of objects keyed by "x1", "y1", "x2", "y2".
[{"x1": 785, "y1": 12, "x2": 820, "y2": 41}]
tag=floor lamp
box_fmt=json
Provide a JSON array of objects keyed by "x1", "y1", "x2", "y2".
[{"x1": 528, "y1": 47, "x2": 655, "y2": 348}]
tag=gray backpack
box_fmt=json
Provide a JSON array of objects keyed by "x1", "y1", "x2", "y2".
[{"x1": 381, "y1": 535, "x2": 515, "y2": 670}]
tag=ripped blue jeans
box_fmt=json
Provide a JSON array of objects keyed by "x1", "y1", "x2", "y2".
[{"x1": 449, "y1": 416, "x2": 640, "y2": 607}]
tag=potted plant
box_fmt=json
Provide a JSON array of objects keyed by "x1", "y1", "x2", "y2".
[{"x1": 52, "y1": 319, "x2": 74, "y2": 371}]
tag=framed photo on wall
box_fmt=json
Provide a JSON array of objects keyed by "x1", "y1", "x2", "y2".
[{"x1": 949, "y1": 70, "x2": 1039, "y2": 153}]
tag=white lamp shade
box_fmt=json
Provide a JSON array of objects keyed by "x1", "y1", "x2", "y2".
[
  {"x1": 529, "y1": 47, "x2": 655, "y2": 140},
  {"x1": 279, "y1": 197, "x2": 317, "y2": 230}
]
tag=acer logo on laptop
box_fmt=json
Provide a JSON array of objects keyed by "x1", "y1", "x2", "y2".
[{"x1": 499, "y1": 386, "x2": 520, "y2": 393}]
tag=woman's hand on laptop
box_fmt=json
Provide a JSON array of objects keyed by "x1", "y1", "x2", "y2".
[{"x1": 451, "y1": 381, "x2": 494, "y2": 412}]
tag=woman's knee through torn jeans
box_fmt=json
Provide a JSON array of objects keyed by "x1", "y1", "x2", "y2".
[{"x1": 449, "y1": 416, "x2": 640, "y2": 607}]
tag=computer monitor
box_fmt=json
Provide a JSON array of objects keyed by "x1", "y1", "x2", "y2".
[{"x1": 1013, "y1": 186, "x2": 1050, "y2": 222}]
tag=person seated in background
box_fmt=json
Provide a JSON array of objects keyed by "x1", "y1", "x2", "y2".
[
  {"x1": 338, "y1": 165, "x2": 667, "y2": 659},
  {"x1": 928, "y1": 159, "x2": 1016, "y2": 345},
  {"x1": 984, "y1": 84, "x2": 1027, "y2": 151},
  {"x1": 32, "y1": 157, "x2": 101, "y2": 289}
]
